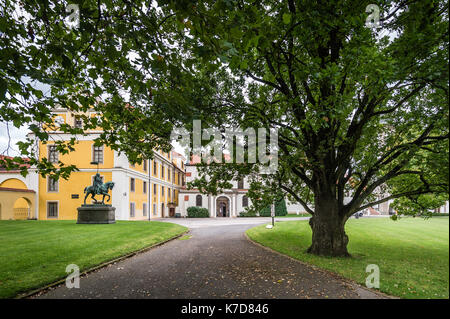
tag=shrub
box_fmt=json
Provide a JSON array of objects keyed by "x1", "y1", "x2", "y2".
[
  {"x1": 239, "y1": 210, "x2": 258, "y2": 217},
  {"x1": 187, "y1": 206, "x2": 209, "y2": 218},
  {"x1": 431, "y1": 213, "x2": 449, "y2": 217},
  {"x1": 275, "y1": 198, "x2": 288, "y2": 216},
  {"x1": 259, "y1": 198, "x2": 288, "y2": 216}
]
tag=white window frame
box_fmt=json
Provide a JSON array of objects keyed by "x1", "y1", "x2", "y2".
[
  {"x1": 47, "y1": 176, "x2": 59, "y2": 193},
  {"x1": 143, "y1": 203, "x2": 147, "y2": 216},
  {"x1": 130, "y1": 202, "x2": 135, "y2": 218},
  {"x1": 48, "y1": 145, "x2": 59, "y2": 164},
  {"x1": 92, "y1": 145, "x2": 104, "y2": 164},
  {"x1": 46, "y1": 201, "x2": 59, "y2": 218}
]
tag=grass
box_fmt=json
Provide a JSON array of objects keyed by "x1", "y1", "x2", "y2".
[
  {"x1": 246, "y1": 217, "x2": 449, "y2": 299},
  {"x1": 278, "y1": 213, "x2": 312, "y2": 218},
  {"x1": 238, "y1": 213, "x2": 312, "y2": 218},
  {"x1": 0, "y1": 220, "x2": 187, "y2": 298}
]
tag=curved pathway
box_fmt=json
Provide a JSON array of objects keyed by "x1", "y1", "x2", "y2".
[{"x1": 34, "y1": 218, "x2": 384, "y2": 299}]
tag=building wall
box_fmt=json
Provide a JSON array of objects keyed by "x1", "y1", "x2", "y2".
[
  {"x1": 0, "y1": 172, "x2": 40, "y2": 219},
  {"x1": 5, "y1": 108, "x2": 186, "y2": 221},
  {"x1": 38, "y1": 171, "x2": 113, "y2": 220}
]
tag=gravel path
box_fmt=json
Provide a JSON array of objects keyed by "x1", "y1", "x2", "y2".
[{"x1": 34, "y1": 220, "x2": 385, "y2": 299}]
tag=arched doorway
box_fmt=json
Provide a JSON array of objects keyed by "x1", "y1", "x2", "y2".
[
  {"x1": 13, "y1": 197, "x2": 31, "y2": 220},
  {"x1": 0, "y1": 178, "x2": 36, "y2": 220},
  {"x1": 216, "y1": 196, "x2": 230, "y2": 217}
]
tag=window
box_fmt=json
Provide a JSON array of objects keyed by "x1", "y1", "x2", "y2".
[
  {"x1": 48, "y1": 145, "x2": 58, "y2": 163},
  {"x1": 143, "y1": 160, "x2": 147, "y2": 172},
  {"x1": 47, "y1": 177, "x2": 58, "y2": 192},
  {"x1": 196, "y1": 195, "x2": 202, "y2": 207},
  {"x1": 242, "y1": 195, "x2": 249, "y2": 207},
  {"x1": 153, "y1": 183, "x2": 157, "y2": 195},
  {"x1": 130, "y1": 178, "x2": 135, "y2": 192},
  {"x1": 153, "y1": 161, "x2": 157, "y2": 175},
  {"x1": 238, "y1": 178, "x2": 244, "y2": 189},
  {"x1": 130, "y1": 202, "x2": 135, "y2": 217},
  {"x1": 143, "y1": 181, "x2": 147, "y2": 194},
  {"x1": 161, "y1": 203, "x2": 165, "y2": 216},
  {"x1": 173, "y1": 189, "x2": 176, "y2": 200},
  {"x1": 161, "y1": 186, "x2": 164, "y2": 196},
  {"x1": 74, "y1": 116, "x2": 83, "y2": 128},
  {"x1": 177, "y1": 174, "x2": 180, "y2": 185},
  {"x1": 168, "y1": 189, "x2": 171, "y2": 200},
  {"x1": 168, "y1": 168, "x2": 171, "y2": 182},
  {"x1": 92, "y1": 145, "x2": 103, "y2": 164},
  {"x1": 143, "y1": 203, "x2": 147, "y2": 216},
  {"x1": 161, "y1": 165, "x2": 164, "y2": 179},
  {"x1": 47, "y1": 202, "x2": 58, "y2": 218},
  {"x1": 153, "y1": 203, "x2": 157, "y2": 216}
]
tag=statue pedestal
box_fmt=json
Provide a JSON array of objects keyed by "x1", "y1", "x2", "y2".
[{"x1": 77, "y1": 204, "x2": 116, "y2": 224}]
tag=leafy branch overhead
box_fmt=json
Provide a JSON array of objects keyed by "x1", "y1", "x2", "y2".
[{"x1": 0, "y1": 0, "x2": 448, "y2": 256}]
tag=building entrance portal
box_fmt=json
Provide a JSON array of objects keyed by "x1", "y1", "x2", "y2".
[{"x1": 216, "y1": 196, "x2": 230, "y2": 217}]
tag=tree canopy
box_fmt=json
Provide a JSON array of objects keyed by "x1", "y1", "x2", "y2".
[{"x1": 1, "y1": 0, "x2": 448, "y2": 256}]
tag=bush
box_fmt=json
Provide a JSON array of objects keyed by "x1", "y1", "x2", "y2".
[
  {"x1": 259, "y1": 198, "x2": 288, "y2": 216},
  {"x1": 431, "y1": 213, "x2": 449, "y2": 217},
  {"x1": 239, "y1": 210, "x2": 258, "y2": 217},
  {"x1": 187, "y1": 206, "x2": 209, "y2": 218},
  {"x1": 418, "y1": 212, "x2": 449, "y2": 217}
]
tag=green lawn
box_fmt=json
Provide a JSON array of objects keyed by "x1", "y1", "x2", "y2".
[
  {"x1": 246, "y1": 217, "x2": 449, "y2": 299},
  {"x1": 278, "y1": 213, "x2": 312, "y2": 218},
  {"x1": 0, "y1": 220, "x2": 187, "y2": 298}
]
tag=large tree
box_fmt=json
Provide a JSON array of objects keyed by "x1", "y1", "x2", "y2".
[
  {"x1": 168, "y1": 0, "x2": 449, "y2": 256},
  {"x1": 1, "y1": 1, "x2": 448, "y2": 257}
]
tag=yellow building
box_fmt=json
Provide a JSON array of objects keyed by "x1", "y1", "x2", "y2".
[{"x1": 0, "y1": 108, "x2": 186, "y2": 220}]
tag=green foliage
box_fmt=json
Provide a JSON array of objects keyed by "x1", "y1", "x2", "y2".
[
  {"x1": 171, "y1": 0, "x2": 449, "y2": 226},
  {"x1": 0, "y1": 0, "x2": 202, "y2": 178},
  {"x1": 1, "y1": 0, "x2": 449, "y2": 254},
  {"x1": 186, "y1": 206, "x2": 209, "y2": 218},
  {"x1": 392, "y1": 193, "x2": 448, "y2": 216},
  {"x1": 239, "y1": 210, "x2": 258, "y2": 217},
  {"x1": 259, "y1": 198, "x2": 288, "y2": 217}
]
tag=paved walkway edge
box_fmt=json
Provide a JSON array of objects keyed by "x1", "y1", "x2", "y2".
[
  {"x1": 17, "y1": 230, "x2": 189, "y2": 299},
  {"x1": 244, "y1": 231, "x2": 397, "y2": 299}
]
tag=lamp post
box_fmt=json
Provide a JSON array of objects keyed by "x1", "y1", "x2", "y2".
[
  {"x1": 90, "y1": 161, "x2": 99, "y2": 174},
  {"x1": 148, "y1": 159, "x2": 151, "y2": 221},
  {"x1": 271, "y1": 202, "x2": 275, "y2": 227}
]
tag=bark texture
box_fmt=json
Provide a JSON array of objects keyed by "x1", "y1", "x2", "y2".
[{"x1": 307, "y1": 194, "x2": 350, "y2": 257}]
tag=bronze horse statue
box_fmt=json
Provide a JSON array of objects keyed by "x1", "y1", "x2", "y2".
[{"x1": 83, "y1": 181, "x2": 115, "y2": 205}]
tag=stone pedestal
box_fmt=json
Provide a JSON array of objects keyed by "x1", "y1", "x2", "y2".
[{"x1": 77, "y1": 204, "x2": 116, "y2": 224}]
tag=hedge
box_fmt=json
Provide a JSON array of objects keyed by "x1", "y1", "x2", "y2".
[
  {"x1": 239, "y1": 211, "x2": 258, "y2": 217},
  {"x1": 259, "y1": 198, "x2": 288, "y2": 217},
  {"x1": 187, "y1": 206, "x2": 210, "y2": 218}
]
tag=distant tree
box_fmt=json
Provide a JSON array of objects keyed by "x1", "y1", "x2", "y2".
[{"x1": 259, "y1": 197, "x2": 288, "y2": 217}]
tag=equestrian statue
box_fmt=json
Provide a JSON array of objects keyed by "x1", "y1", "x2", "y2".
[{"x1": 83, "y1": 173, "x2": 115, "y2": 205}]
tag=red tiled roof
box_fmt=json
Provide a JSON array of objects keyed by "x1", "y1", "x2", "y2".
[
  {"x1": 0, "y1": 187, "x2": 35, "y2": 193},
  {"x1": 0, "y1": 155, "x2": 31, "y2": 171}
]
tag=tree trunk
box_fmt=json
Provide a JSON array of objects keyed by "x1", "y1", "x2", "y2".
[{"x1": 307, "y1": 194, "x2": 350, "y2": 257}]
